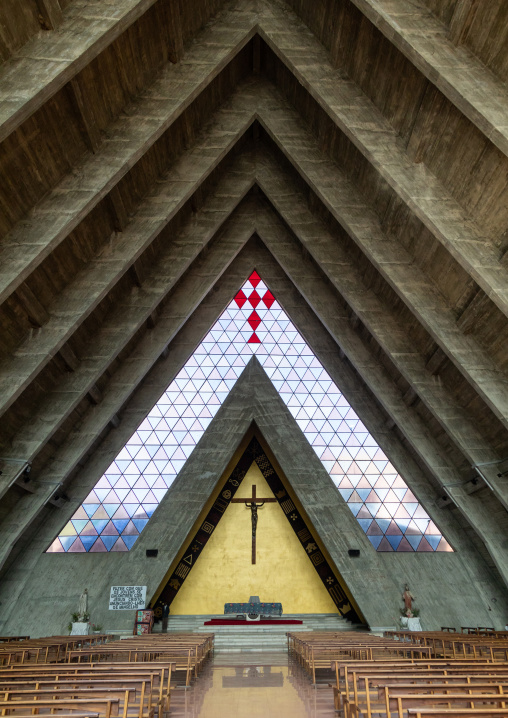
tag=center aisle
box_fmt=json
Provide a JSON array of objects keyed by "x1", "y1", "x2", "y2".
[{"x1": 170, "y1": 651, "x2": 336, "y2": 718}]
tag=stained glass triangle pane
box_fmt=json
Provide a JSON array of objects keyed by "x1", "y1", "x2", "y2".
[
  {"x1": 50, "y1": 271, "x2": 452, "y2": 554},
  {"x1": 90, "y1": 538, "x2": 107, "y2": 552},
  {"x1": 47, "y1": 538, "x2": 65, "y2": 553}
]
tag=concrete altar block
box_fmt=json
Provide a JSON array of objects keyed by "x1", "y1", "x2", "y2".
[
  {"x1": 407, "y1": 617, "x2": 422, "y2": 631},
  {"x1": 70, "y1": 622, "x2": 89, "y2": 635}
]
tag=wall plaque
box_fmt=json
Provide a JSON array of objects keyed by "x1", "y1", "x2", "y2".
[{"x1": 109, "y1": 585, "x2": 147, "y2": 610}]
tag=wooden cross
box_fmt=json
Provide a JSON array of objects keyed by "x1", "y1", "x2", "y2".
[{"x1": 231, "y1": 485, "x2": 277, "y2": 564}]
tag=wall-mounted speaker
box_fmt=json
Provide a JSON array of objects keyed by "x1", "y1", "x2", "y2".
[{"x1": 146, "y1": 549, "x2": 158, "y2": 557}]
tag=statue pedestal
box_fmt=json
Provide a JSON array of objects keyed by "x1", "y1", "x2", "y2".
[
  {"x1": 400, "y1": 616, "x2": 422, "y2": 631},
  {"x1": 407, "y1": 617, "x2": 422, "y2": 631},
  {"x1": 70, "y1": 622, "x2": 89, "y2": 636}
]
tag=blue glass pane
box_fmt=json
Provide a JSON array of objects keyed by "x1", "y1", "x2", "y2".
[{"x1": 81, "y1": 536, "x2": 98, "y2": 551}]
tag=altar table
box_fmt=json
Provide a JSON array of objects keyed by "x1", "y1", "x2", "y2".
[{"x1": 224, "y1": 602, "x2": 283, "y2": 619}]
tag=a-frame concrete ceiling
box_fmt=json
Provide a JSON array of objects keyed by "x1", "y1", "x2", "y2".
[{"x1": 1, "y1": 0, "x2": 508, "y2": 590}]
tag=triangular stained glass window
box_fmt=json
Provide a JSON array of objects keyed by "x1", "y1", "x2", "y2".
[{"x1": 47, "y1": 272, "x2": 453, "y2": 554}]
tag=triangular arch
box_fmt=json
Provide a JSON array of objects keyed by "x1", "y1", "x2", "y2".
[
  {"x1": 150, "y1": 432, "x2": 363, "y2": 623},
  {"x1": 48, "y1": 270, "x2": 452, "y2": 554}
]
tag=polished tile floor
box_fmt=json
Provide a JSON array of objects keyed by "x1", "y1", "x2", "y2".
[{"x1": 170, "y1": 652, "x2": 337, "y2": 717}]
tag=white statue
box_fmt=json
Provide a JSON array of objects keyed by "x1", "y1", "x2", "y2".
[{"x1": 78, "y1": 588, "x2": 88, "y2": 619}]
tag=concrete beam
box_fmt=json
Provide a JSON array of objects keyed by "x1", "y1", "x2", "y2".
[
  {"x1": 0, "y1": 170, "x2": 256, "y2": 461},
  {"x1": 0, "y1": 0, "x2": 256, "y2": 143},
  {"x1": 259, "y1": 3, "x2": 508, "y2": 321},
  {"x1": 340, "y1": 0, "x2": 508, "y2": 157},
  {"x1": 253, "y1": 171, "x2": 507, "y2": 508},
  {"x1": 255, "y1": 88, "x2": 508, "y2": 434},
  {"x1": 0, "y1": 18, "x2": 256, "y2": 304},
  {"x1": 0, "y1": 103, "x2": 257, "y2": 417},
  {"x1": 0, "y1": 221, "x2": 259, "y2": 571}
]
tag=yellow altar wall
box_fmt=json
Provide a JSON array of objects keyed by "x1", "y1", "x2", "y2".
[{"x1": 169, "y1": 463, "x2": 338, "y2": 614}]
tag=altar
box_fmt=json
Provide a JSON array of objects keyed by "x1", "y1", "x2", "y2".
[{"x1": 224, "y1": 597, "x2": 282, "y2": 621}]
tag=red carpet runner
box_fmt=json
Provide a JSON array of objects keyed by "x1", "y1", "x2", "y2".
[{"x1": 203, "y1": 619, "x2": 303, "y2": 625}]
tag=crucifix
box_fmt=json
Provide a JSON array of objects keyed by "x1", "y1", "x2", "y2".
[{"x1": 231, "y1": 485, "x2": 277, "y2": 564}]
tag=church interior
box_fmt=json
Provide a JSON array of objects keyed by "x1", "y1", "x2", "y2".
[{"x1": 1, "y1": 0, "x2": 508, "y2": 714}]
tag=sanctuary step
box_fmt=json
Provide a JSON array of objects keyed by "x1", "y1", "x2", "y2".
[{"x1": 154, "y1": 614, "x2": 352, "y2": 652}]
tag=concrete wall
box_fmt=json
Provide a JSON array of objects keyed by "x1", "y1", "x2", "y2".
[{"x1": 1, "y1": 359, "x2": 506, "y2": 637}]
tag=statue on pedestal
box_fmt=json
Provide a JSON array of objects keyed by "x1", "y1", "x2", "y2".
[
  {"x1": 402, "y1": 584, "x2": 415, "y2": 617},
  {"x1": 78, "y1": 588, "x2": 89, "y2": 621}
]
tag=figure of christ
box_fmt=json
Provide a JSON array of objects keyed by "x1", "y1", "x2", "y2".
[
  {"x1": 231, "y1": 485, "x2": 277, "y2": 564},
  {"x1": 246, "y1": 500, "x2": 262, "y2": 540}
]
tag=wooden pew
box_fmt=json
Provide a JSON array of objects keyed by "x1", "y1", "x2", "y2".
[
  {"x1": 407, "y1": 710, "x2": 508, "y2": 718},
  {"x1": 0, "y1": 665, "x2": 172, "y2": 718},
  {"x1": 332, "y1": 663, "x2": 508, "y2": 715},
  {"x1": 0, "y1": 697, "x2": 120, "y2": 718}
]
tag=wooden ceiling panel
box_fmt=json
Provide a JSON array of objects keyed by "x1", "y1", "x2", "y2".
[
  {"x1": 179, "y1": 0, "x2": 227, "y2": 46},
  {"x1": 0, "y1": 0, "x2": 42, "y2": 62},
  {"x1": 407, "y1": 83, "x2": 508, "y2": 243},
  {"x1": 74, "y1": 1, "x2": 187, "y2": 136},
  {"x1": 0, "y1": 295, "x2": 34, "y2": 360},
  {"x1": 463, "y1": 1, "x2": 508, "y2": 83},
  {"x1": 420, "y1": 0, "x2": 458, "y2": 28},
  {"x1": 0, "y1": 88, "x2": 88, "y2": 238},
  {"x1": 285, "y1": 0, "x2": 429, "y2": 142}
]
